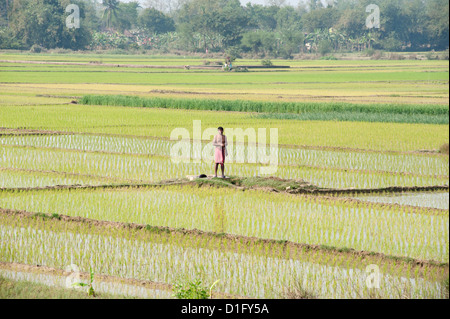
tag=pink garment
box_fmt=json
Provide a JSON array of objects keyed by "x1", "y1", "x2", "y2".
[
  {"x1": 215, "y1": 147, "x2": 225, "y2": 164},
  {"x1": 213, "y1": 134, "x2": 228, "y2": 164}
]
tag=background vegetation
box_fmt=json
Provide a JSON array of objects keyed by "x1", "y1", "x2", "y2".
[{"x1": 0, "y1": 0, "x2": 448, "y2": 57}]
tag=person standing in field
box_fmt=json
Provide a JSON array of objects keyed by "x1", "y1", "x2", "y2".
[
  {"x1": 213, "y1": 127, "x2": 228, "y2": 178},
  {"x1": 226, "y1": 57, "x2": 232, "y2": 71}
]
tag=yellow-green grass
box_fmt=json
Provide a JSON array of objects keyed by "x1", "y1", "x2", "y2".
[
  {"x1": 2, "y1": 82, "x2": 447, "y2": 105},
  {"x1": 80, "y1": 95, "x2": 448, "y2": 125},
  {"x1": 0, "y1": 274, "x2": 132, "y2": 299},
  {"x1": 2, "y1": 134, "x2": 446, "y2": 176},
  {"x1": 1, "y1": 53, "x2": 449, "y2": 300},
  {"x1": 0, "y1": 262, "x2": 172, "y2": 299},
  {"x1": 1, "y1": 185, "x2": 448, "y2": 262},
  {"x1": 1, "y1": 61, "x2": 447, "y2": 73},
  {"x1": 2, "y1": 145, "x2": 446, "y2": 188},
  {"x1": 0, "y1": 65, "x2": 213, "y2": 74},
  {"x1": 0, "y1": 94, "x2": 70, "y2": 106},
  {"x1": 0, "y1": 211, "x2": 447, "y2": 298},
  {"x1": 0, "y1": 132, "x2": 447, "y2": 190},
  {"x1": 1, "y1": 52, "x2": 448, "y2": 67},
  {"x1": 0, "y1": 168, "x2": 117, "y2": 188},
  {"x1": 0, "y1": 53, "x2": 206, "y2": 65},
  {"x1": 0, "y1": 104, "x2": 447, "y2": 152},
  {"x1": 1, "y1": 68, "x2": 446, "y2": 85},
  {"x1": 0, "y1": 54, "x2": 448, "y2": 105}
]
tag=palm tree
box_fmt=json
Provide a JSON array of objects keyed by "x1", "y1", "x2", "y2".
[{"x1": 102, "y1": 0, "x2": 120, "y2": 29}]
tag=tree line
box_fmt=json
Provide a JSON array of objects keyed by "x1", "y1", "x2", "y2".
[{"x1": 0, "y1": 0, "x2": 448, "y2": 57}]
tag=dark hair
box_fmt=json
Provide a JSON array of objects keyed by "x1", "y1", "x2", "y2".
[{"x1": 218, "y1": 127, "x2": 224, "y2": 132}]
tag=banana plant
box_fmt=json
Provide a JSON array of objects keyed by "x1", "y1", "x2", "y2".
[{"x1": 72, "y1": 267, "x2": 96, "y2": 297}]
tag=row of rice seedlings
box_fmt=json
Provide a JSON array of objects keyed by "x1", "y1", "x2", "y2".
[
  {"x1": 352, "y1": 192, "x2": 449, "y2": 210},
  {"x1": 1, "y1": 146, "x2": 447, "y2": 188},
  {"x1": 1, "y1": 134, "x2": 447, "y2": 176},
  {"x1": 275, "y1": 166, "x2": 446, "y2": 189},
  {"x1": 2, "y1": 104, "x2": 447, "y2": 153},
  {"x1": 280, "y1": 148, "x2": 448, "y2": 177},
  {"x1": 0, "y1": 169, "x2": 110, "y2": 189},
  {"x1": 0, "y1": 269, "x2": 172, "y2": 299},
  {"x1": 0, "y1": 214, "x2": 446, "y2": 299},
  {"x1": 1, "y1": 186, "x2": 447, "y2": 262},
  {"x1": 80, "y1": 95, "x2": 449, "y2": 119}
]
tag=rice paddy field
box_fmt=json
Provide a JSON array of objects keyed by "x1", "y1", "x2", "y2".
[{"x1": 0, "y1": 52, "x2": 448, "y2": 299}]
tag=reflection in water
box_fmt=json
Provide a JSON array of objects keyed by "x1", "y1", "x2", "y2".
[{"x1": 354, "y1": 192, "x2": 449, "y2": 210}]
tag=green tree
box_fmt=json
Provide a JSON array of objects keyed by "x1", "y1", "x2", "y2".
[
  {"x1": 82, "y1": 0, "x2": 101, "y2": 32},
  {"x1": 402, "y1": 0, "x2": 427, "y2": 50},
  {"x1": 177, "y1": 0, "x2": 247, "y2": 51},
  {"x1": 334, "y1": 3, "x2": 366, "y2": 39},
  {"x1": 301, "y1": 5, "x2": 339, "y2": 33},
  {"x1": 102, "y1": 0, "x2": 120, "y2": 29},
  {"x1": 425, "y1": 0, "x2": 449, "y2": 50},
  {"x1": 277, "y1": 29, "x2": 304, "y2": 58},
  {"x1": 308, "y1": 0, "x2": 323, "y2": 11},
  {"x1": 115, "y1": 1, "x2": 140, "y2": 31},
  {"x1": 0, "y1": 0, "x2": 9, "y2": 27},
  {"x1": 7, "y1": 0, "x2": 92, "y2": 50},
  {"x1": 275, "y1": 6, "x2": 302, "y2": 31},
  {"x1": 274, "y1": 6, "x2": 303, "y2": 58},
  {"x1": 378, "y1": 0, "x2": 409, "y2": 43},
  {"x1": 138, "y1": 8, "x2": 175, "y2": 34},
  {"x1": 241, "y1": 30, "x2": 276, "y2": 56},
  {"x1": 244, "y1": 4, "x2": 279, "y2": 31}
]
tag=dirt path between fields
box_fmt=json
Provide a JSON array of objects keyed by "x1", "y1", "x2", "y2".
[{"x1": 1, "y1": 175, "x2": 448, "y2": 199}]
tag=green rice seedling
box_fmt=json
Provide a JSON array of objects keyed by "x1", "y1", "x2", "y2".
[
  {"x1": 80, "y1": 95, "x2": 449, "y2": 125},
  {"x1": 5, "y1": 133, "x2": 446, "y2": 176},
  {"x1": 0, "y1": 169, "x2": 109, "y2": 189},
  {"x1": 1, "y1": 146, "x2": 447, "y2": 188},
  {"x1": 0, "y1": 186, "x2": 448, "y2": 262},
  {"x1": 1, "y1": 104, "x2": 447, "y2": 152},
  {"x1": 353, "y1": 192, "x2": 449, "y2": 210},
  {"x1": 0, "y1": 211, "x2": 441, "y2": 298}
]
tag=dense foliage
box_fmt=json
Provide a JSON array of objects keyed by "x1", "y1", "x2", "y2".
[{"x1": 0, "y1": 0, "x2": 448, "y2": 55}]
